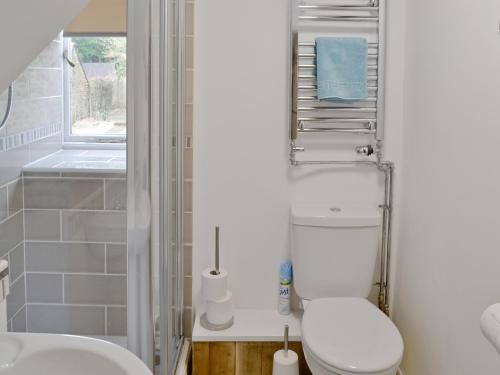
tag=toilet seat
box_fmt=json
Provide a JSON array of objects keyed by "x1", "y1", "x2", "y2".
[{"x1": 301, "y1": 298, "x2": 403, "y2": 375}]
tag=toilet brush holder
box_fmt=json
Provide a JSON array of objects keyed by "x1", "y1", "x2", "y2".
[{"x1": 272, "y1": 325, "x2": 299, "y2": 375}]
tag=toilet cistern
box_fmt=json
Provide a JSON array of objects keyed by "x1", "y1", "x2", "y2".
[{"x1": 291, "y1": 204, "x2": 403, "y2": 375}]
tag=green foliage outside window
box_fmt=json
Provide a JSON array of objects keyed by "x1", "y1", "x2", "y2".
[{"x1": 73, "y1": 37, "x2": 126, "y2": 80}]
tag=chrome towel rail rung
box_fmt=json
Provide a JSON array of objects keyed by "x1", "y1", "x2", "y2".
[
  {"x1": 298, "y1": 127, "x2": 376, "y2": 134},
  {"x1": 298, "y1": 96, "x2": 377, "y2": 102},
  {"x1": 298, "y1": 74, "x2": 378, "y2": 80},
  {"x1": 299, "y1": 15, "x2": 379, "y2": 22},
  {"x1": 299, "y1": 106, "x2": 376, "y2": 113},
  {"x1": 298, "y1": 52, "x2": 378, "y2": 58},
  {"x1": 298, "y1": 117, "x2": 376, "y2": 124},
  {"x1": 298, "y1": 84, "x2": 378, "y2": 91},
  {"x1": 298, "y1": 42, "x2": 378, "y2": 48},
  {"x1": 299, "y1": 5, "x2": 379, "y2": 11},
  {"x1": 298, "y1": 118, "x2": 376, "y2": 134},
  {"x1": 299, "y1": 64, "x2": 378, "y2": 69}
]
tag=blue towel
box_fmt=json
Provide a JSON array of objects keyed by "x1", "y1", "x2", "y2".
[{"x1": 316, "y1": 37, "x2": 368, "y2": 101}]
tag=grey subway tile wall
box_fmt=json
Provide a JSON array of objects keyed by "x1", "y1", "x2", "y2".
[
  {"x1": 107, "y1": 307, "x2": 127, "y2": 336},
  {"x1": 0, "y1": 212, "x2": 24, "y2": 257},
  {"x1": 0, "y1": 187, "x2": 8, "y2": 222},
  {"x1": 0, "y1": 35, "x2": 64, "y2": 331},
  {"x1": 0, "y1": 191, "x2": 25, "y2": 331},
  {"x1": 25, "y1": 242, "x2": 106, "y2": 273},
  {"x1": 64, "y1": 274, "x2": 127, "y2": 305},
  {"x1": 11, "y1": 307, "x2": 26, "y2": 333},
  {"x1": 24, "y1": 173, "x2": 127, "y2": 336},
  {"x1": 6, "y1": 276, "x2": 25, "y2": 321},
  {"x1": 0, "y1": 145, "x2": 31, "y2": 187},
  {"x1": 106, "y1": 244, "x2": 127, "y2": 274},
  {"x1": 24, "y1": 178, "x2": 104, "y2": 210},
  {"x1": 27, "y1": 305, "x2": 106, "y2": 335},
  {"x1": 105, "y1": 179, "x2": 127, "y2": 210},
  {"x1": 25, "y1": 209, "x2": 61, "y2": 241},
  {"x1": 7, "y1": 179, "x2": 23, "y2": 215},
  {"x1": 0, "y1": 34, "x2": 131, "y2": 337},
  {"x1": 26, "y1": 274, "x2": 64, "y2": 304},
  {"x1": 8, "y1": 243, "x2": 25, "y2": 281},
  {"x1": 61, "y1": 210, "x2": 127, "y2": 242}
]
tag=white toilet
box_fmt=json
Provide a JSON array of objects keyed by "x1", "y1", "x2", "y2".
[{"x1": 292, "y1": 204, "x2": 403, "y2": 375}]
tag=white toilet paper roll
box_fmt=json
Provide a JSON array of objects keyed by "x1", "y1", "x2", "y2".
[
  {"x1": 206, "y1": 291, "x2": 233, "y2": 326},
  {"x1": 201, "y1": 268, "x2": 228, "y2": 301},
  {"x1": 272, "y1": 349, "x2": 299, "y2": 375}
]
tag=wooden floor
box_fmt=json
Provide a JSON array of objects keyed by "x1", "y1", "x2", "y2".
[{"x1": 192, "y1": 341, "x2": 312, "y2": 375}]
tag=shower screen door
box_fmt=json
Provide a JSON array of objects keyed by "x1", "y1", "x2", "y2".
[{"x1": 127, "y1": 0, "x2": 185, "y2": 373}]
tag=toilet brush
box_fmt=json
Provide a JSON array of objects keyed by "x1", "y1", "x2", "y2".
[{"x1": 272, "y1": 325, "x2": 299, "y2": 375}]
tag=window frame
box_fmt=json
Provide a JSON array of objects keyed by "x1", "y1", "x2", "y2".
[{"x1": 63, "y1": 34, "x2": 127, "y2": 146}]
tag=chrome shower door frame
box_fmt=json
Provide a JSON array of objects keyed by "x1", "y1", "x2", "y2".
[
  {"x1": 127, "y1": 0, "x2": 155, "y2": 369},
  {"x1": 128, "y1": 0, "x2": 185, "y2": 372}
]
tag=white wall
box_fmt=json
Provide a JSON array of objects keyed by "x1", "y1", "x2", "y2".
[
  {"x1": 0, "y1": 0, "x2": 89, "y2": 92},
  {"x1": 393, "y1": 0, "x2": 500, "y2": 373},
  {"x1": 193, "y1": 0, "x2": 291, "y2": 310},
  {"x1": 193, "y1": 0, "x2": 407, "y2": 312}
]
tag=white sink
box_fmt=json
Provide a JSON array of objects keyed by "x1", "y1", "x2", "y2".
[{"x1": 0, "y1": 333, "x2": 152, "y2": 375}]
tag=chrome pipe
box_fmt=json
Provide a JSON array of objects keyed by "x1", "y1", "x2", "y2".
[
  {"x1": 299, "y1": 52, "x2": 378, "y2": 58},
  {"x1": 298, "y1": 42, "x2": 379, "y2": 48},
  {"x1": 299, "y1": 117, "x2": 376, "y2": 123},
  {"x1": 378, "y1": 162, "x2": 394, "y2": 314},
  {"x1": 299, "y1": 5, "x2": 379, "y2": 11},
  {"x1": 299, "y1": 64, "x2": 378, "y2": 69},
  {"x1": 298, "y1": 96, "x2": 377, "y2": 102},
  {"x1": 299, "y1": 15, "x2": 379, "y2": 22},
  {"x1": 298, "y1": 106, "x2": 376, "y2": 113},
  {"x1": 294, "y1": 160, "x2": 378, "y2": 166},
  {"x1": 299, "y1": 127, "x2": 375, "y2": 134},
  {"x1": 298, "y1": 84, "x2": 378, "y2": 90},
  {"x1": 298, "y1": 74, "x2": 378, "y2": 80}
]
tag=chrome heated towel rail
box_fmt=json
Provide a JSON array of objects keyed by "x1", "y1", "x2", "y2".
[{"x1": 290, "y1": 0, "x2": 386, "y2": 141}]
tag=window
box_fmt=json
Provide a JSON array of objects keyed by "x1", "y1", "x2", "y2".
[{"x1": 63, "y1": 36, "x2": 126, "y2": 143}]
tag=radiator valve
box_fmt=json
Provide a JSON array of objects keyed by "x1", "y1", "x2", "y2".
[{"x1": 355, "y1": 144, "x2": 374, "y2": 156}]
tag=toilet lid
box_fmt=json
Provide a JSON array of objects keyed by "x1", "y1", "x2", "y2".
[{"x1": 302, "y1": 298, "x2": 403, "y2": 374}]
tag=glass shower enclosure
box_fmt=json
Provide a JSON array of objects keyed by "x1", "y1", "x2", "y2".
[
  {"x1": 127, "y1": 0, "x2": 186, "y2": 372},
  {"x1": 0, "y1": 0, "x2": 186, "y2": 372}
]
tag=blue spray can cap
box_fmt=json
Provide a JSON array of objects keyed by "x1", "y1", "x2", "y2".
[{"x1": 280, "y1": 261, "x2": 293, "y2": 282}]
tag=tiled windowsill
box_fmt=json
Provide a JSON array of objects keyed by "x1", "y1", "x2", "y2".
[{"x1": 23, "y1": 149, "x2": 126, "y2": 174}]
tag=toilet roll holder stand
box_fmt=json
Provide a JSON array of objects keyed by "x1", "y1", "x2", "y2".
[
  {"x1": 200, "y1": 227, "x2": 234, "y2": 331},
  {"x1": 200, "y1": 312, "x2": 234, "y2": 331}
]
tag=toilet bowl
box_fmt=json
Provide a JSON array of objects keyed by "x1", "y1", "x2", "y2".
[
  {"x1": 291, "y1": 204, "x2": 404, "y2": 375},
  {"x1": 301, "y1": 298, "x2": 403, "y2": 375}
]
